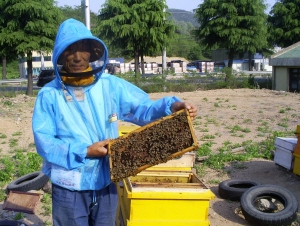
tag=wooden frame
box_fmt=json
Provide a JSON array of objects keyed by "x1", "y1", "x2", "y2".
[{"x1": 108, "y1": 109, "x2": 199, "y2": 181}]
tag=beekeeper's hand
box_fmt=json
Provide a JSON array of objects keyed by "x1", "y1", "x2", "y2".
[
  {"x1": 87, "y1": 139, "x2": 110, "y2": 157},
  {"x1": 171, "y1": 102, "x2": 197, "y2": 120}
]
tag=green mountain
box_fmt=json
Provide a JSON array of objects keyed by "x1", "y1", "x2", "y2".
[{"x1": 167, "y1": 9, "x2": 199, "y2": 27}]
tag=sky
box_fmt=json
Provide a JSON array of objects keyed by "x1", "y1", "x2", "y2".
[{"x1": 57, "y1": 0, "x2": 278, "y2": 13}]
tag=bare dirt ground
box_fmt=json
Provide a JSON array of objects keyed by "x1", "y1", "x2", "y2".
[{"x1": 0, "y1": 88, "x2": 300, "y2": 225}]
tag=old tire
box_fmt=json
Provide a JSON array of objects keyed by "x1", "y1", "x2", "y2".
[
  {"x1": 241, "y1": 184, "x2": 298, "y2": 226},
  {"x1": 6, "y1": 171, "x2": 49, "y2": 193},
  {"x1": 218, "y1": 179, "x2": 260, "y2": 201},
  {"x1": 0, "y1": 220, "x2": 28, "y2": 226}
]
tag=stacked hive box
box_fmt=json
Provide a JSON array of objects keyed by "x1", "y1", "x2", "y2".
[
  {"x1": 206, "y1": 62, "x2": 214, "y2": 72},
  {"x1": 171, "y1": 62, "x2": 182, "y2": 73},
  {"x1": 180, "y1": 61, "x2": 187, "y2": 72},
  {"x1": 274, "y1": 137, "x2": 298, "y2": 170},
  {"x1": 293, "y1": 125, "x2": 300, "y2": 175}
]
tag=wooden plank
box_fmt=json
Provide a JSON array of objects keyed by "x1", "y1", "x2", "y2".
[{"x1": 3, "y1": 191, "x2": 41, "y2": 214}]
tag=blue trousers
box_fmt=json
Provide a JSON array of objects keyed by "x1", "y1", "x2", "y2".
[{"x1": 52, "y1": 183, "x2": 118, "y2": 226}]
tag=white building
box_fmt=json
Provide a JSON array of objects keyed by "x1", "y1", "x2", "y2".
[{"x1": 18, "y1": 51, "x2": 53, "y2": 78}]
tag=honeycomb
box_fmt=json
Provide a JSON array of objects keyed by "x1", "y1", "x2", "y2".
[{"x1": 108, "y1": 109, "x2": 198, "y2": 182}]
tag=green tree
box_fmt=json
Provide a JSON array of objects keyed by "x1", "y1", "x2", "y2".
[
  {"x1": 193, "y1": 0, "x2": 268, "y2": 71},
  {"x1": 95, "y1": 0, "x2": 175, "y2": 80},
  {"x1": 268, "y1": 0, "x2": 300, "y2": 48},
  {"x1": 60, "y1": 5, "x2": 99, "y2": 28},
  {"x1": 0, "y1": 0, "x2": 62, "y2": 95}
]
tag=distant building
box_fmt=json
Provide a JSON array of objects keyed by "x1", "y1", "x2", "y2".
[
  {"x1": 270, "y1": 41, "x2": 300, "y2": 92},
  {"x1": 19, "y1": 51, "x2": 53, "y2": 78},
  {"x1": 212, "y1": 49, "x2": 272, "y2": 72}
]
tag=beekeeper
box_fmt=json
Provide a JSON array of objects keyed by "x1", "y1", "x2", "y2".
[{"x1": 32, "y1": 18, "x2": 197, "y2": 226}]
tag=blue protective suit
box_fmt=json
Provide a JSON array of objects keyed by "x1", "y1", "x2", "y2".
[{"x1": 32, "y1": 18, "x2": 180, "y2": 191}]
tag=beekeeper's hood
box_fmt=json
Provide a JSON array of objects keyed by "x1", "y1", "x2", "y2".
[{"x1": 52, "y1": 18, "x2": 107, "y2": 85}]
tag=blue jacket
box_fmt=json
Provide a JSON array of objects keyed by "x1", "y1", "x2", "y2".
[{"x1": 32, "y1": 18, "x2": 180, "y2": 191}]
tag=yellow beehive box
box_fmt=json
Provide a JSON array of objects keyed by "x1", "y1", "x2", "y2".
[
  {"x1": 109, "y1": 109, "x2": 199, "y2": 182},
  {"x1": 116, "y1": 170, "x2": 215, "y2": 226},
  {"x1": 293, "y1": 153, "x2": 300, "y2": 175}
]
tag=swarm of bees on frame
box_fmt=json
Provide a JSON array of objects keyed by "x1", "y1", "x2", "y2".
[{"x1": 109, "y1": 110, "x2": 197, "y2": 182}]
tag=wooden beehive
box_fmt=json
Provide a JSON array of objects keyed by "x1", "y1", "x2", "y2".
[{"x1": 108, "y1": 109, "x2": 199, "y2": 182}]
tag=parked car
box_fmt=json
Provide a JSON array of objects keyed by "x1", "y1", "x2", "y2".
[
  {"x1": 37, "y1": 69, "x2": 55, "y2": 87},
  {"x1": 187, "y1": 62, "x2": 197, "y2": 72}
]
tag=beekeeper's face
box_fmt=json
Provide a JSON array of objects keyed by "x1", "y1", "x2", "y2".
[{"x1": 62, "y1": 40, "x2": 91, "y2": 73}]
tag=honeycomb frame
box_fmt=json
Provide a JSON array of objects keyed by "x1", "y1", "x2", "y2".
[{"x1": 108, "y1": 109, "x2": 199, "y2": 182}]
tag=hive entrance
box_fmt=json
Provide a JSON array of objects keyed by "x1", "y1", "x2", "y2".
[{"x1": 108, "y1": 109, "x2": 198, "y2": 182}]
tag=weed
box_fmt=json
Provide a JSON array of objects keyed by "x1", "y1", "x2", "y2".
[
  {"x1": 9, "y1": 138, "x2": 18, "y2": 147},
  {"x1": 201, "y1": 134, "x2": 216, "y2": 140},
  {"x1": 13, "y1": 212, "x2": 25, "y2": 220},
  {"x1": 257, "y1": 126, "x2": 269, "y2": 134},
  {"x1": 0, "y1": 156, "x2": 15, "y2": 182},
  {"x1": 0, "y1": 134, "x2": 7, "y2": 139},
  {"x1": 243, "y1": 119, "x2": 252, "y2": 124},
  {"x1": 0, "y1": 188, "x2": 6, "y2": 202},
  {"x1": 230, "y1": 125, "x2": 242, "y2": 133},
  {"x1": 242, "y1": 128, "x2": 251, "y2": 133},
  {"x1": 197, "y1": 142, "x2": 213, "y2": 156},
  {"x1": 279, "y1": 109, "x2": 285, "y2": 113},
  {"x1": 3, "y1": 100, "x2": 13, "y2": 106},
  {"x1": 208, "y1": 179, "x2": 221, "y2": 184},
  {"x1": 277, "y1": 122, "x2": 288, "y2": 128},
  {"x1": 194, "y1": 164, "x2": 206, "y2": 177},
  {"x1": 193, "y1": 121, "x2": 201, "y2": 125},
  {"x1": 199, "y1": 128, "x2": 209, "y2": 132},
  {"x1": 12, "y1": 131, "x2": 22, "y2": 136}
]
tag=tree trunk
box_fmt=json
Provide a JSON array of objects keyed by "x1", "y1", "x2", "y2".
[
  {"x1": 134, "y1": 48, "x2": 140, "y2": 85},
  {"x1": 225, "y1": 48, "x2": 235, "y2": 82},
  {"x1": 26, "y1": 51, "x2": 33, "y2": 96},
  {"x1": 248, "y1": 51, "x2": 253, "y2": 71},
  {"x1": 227, "y1": 48, "x2": 235, "y2": 68},
  {"x1": 141, "y1": 53, "x2": 145, "y2": 75},
  {"x1": 2, "y1": 56, "x2": 7, "y2": 80}
]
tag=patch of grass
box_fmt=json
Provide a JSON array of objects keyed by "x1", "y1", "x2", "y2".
[
  {"x1": 279, "y1": 109, "x2": 285, "y2": 113},
  {"x1": 12, "y1": 131, "x2": 22, "y2": 136},
  {"x1": 199, "y1": 128, "x2": 209, "y2": 132},
  {"x1": 13, "y1": 212, "x2": 25, "y2": 220},
  {"x1": 3, "y1": 100, "x2": 13, "y2": 106},
  {"x1": 41, "y1": 193, "x2": 52, "y2": 216},
  {"x1": 229, "y1": 125, "x2": 251, "y2": 133},
  {"x1": 197, "y1": 142, "x2": 213, "y2": 156},
  {"x1": 194, "y1": 164, "x2": 206, "y2": 177},
  {"x1": 0, "y1": 134, "x2": 7, "y2": 139},
  {"x1": 0, "y1": 156, "x2": 15, "y2": 182},
  {"x1": 200, "y1": 130, "x2": 294, "y2": 171},
  {"x1": 243, "y1": 119, "x2": 252, "y2": 124},
  {"x1": 15, "y1": 150, "x2": 43, "y2": 177},
  {"x1": 0, "y1": 187, "x2": 6, "y2": 202},
  {"x1": 208, "y1": 179, "x2": 221, "y2": 184},
  {"x1": 201, "y1": 134, "x2": 216, "y2": 140},
  {"x1": 9, "y1": 138, "x2": 18, "y2": 147},
  {"x1": 0, "y1": 150, "x2": 43, "y2": 183}
]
